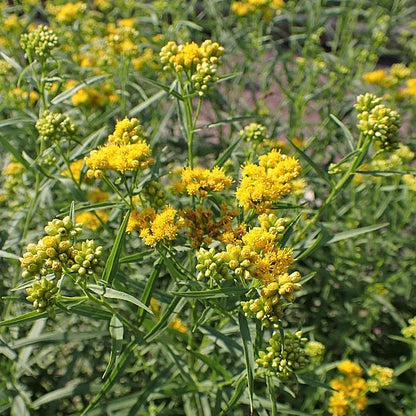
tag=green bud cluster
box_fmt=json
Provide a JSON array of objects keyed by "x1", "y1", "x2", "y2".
[
  {"x1": 355, "y1": 93, "x2": 401, "y2": 151},
  {"x1": 258, "y1": 214, "x2": 289, "y2": 240},
  {"x1": 191, "y1": 61, "x2": 219, "y2": 96},
  {"x1": 196, "y1": 247, "x2": 232, "y2": 281},
  {"x1": 20, "y1": 216, "x2": 104, "y2": 281},
  {"x1": 142, "y1": 180, "x2": 166, "y2": 208},
  {"x1": 108, "y1": 117, "x2": 147, "y2": 145},
  {"x1": 218, "y1": 244, "x2": 257, "y2": 280},
  {"x1": 239, "y1": 123, "x2": 268, "y2": 142},
  {"x1": 0, "y1": 59, "x2": 12, "y2": 76},
  {"x1": 20, "y1": 216, "x2": 105, "y2": 315},
  {"x1": 35, "y1": 110, "x2": 76, "y2": 142},
  {"x1": 256, "y1": 331, "x2": 310, "y2": 378},
  {"x1": 241, "y1": 294, "x2": 283, "y2": 328},
  {"x1": 67, "y1": 240, "x2": 105, "y2": 278},
  {"x1": 20, "y1": 25, "x2": 59, "y2": 60},
  {"x1": 26, "y1": 277, "x2": 59, "y2": 317}
]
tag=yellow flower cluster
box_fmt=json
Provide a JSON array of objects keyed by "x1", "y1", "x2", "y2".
[
  {"x1": 401, "y1": 78, "x2": 416, "y2": 97},
  {"x1": 402, "y1": 316, "x2": 416, "y2": 338},
  {"x1": 231, "y1": 0, "x2": 284, "y2": 21},
  {"x1": 105, "y1": 25, "x2": 139, "y2": 57},
  {"x1": 160, "y1": 40, "x2": 224, "y2": 95},
  {"x1": 67, "y1": 81, "x2": 119, "y2": 108},
  {"x1": 367, "y1": 364, "x2": 394, "y2": 393},
  {"x1": 363, "y1": 63, "x2": 411, "y2": 88},
  {"x1": 329, "y1": 361, "x2": 368, "y2": 416},
  {"x1": 328, "y1": 360, "x2": 393, "y2": 416},
  {"x1": 46, "y1": 2, "x2": 86, "y2": 24},
  {"x1": 127, "y1": 206, "x2": 183, "y2": 246},
  {"x1": 236, "y1": 149, "x2": 301, "y2": 212},
  {"x1": 220, "y1": 215, "x2": 295, "y2": 284},
  {"x1": 85, "y1": 118, "x2": 153, "y2": 179},
  {"x1": 181, "y1": 166, "x2": 233, "y2": 197}
]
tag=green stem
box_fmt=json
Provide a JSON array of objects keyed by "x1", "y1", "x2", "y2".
[{"x1": 297, "y1": 135, "x2": 372, "y2": 240}]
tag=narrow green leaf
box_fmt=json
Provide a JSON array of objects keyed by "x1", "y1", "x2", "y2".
[
  {"x1": 102, "y1": 315, "x2": 124, "y2": 379},
  {"x1": 0, "y1": 250, "x2": 20, "y2": 260},
  {"x1": 0, "y1": 51, "x2": 22, "y2": 71},
  {"x1": 12, "y1": 330, "x2": 107, "y2": 349},
  {"x1": 80, "y1": 339, "x2": 138, "y2": 416},
  {"x1": 60, "y1": 302, "x2": 112, "y2": 320},
  {"x1": 119, "y1": 251, "x2": 149, "y2": 264},
  {"x1": 238, "y1": 313, "x2": 255, "y2": 412},
  {"x1": 325, "y1": 223, "x2": 389, "y2": 244},
  {"x1": 87, "y1": 284, "x2": 153, "y2": 314},
  {"x1": 0, "y1": 134, "x2": 31, "y2": 169},
  {"x1": 287, "y1": 137, "x2": 332, "y2": 185},
  {"x1": 214, "y1": 135, "x2": 244, "y2": 167},
  {"x1": 171, "y1": 286, "x2": 246, "y2": 299},
  {"x1": 0, "y1": 310, "x2": 48, "y2": 327},
  {"x1": 128, "y1": 90, "x2": 166, "y2": 116},
  {"x1": 102, "y1": 211, "x2": 130, "y2": 284},
  {"x1": 330, "y1": 114, "x2": 355, "y2": 151},
  {"x1": 219, "y1": 375, "x2": 246, "y2": 416},
  {"x1": 138, "y1": 77, "x2": 182, "y2": 100},
  {"x1": 51, "y1": 74, "x2": 110, "y2": 105},
  {"x1": 296, "y1": 375, "x2": 333, "y2": 390},
  {"x1": 187, "y1": 348, "x2": 231, "y2": 381},
  {"x1": 137, "y1": 258, "x2": 163, "y2": 326},
  {"x1": 200, "y1": 325, "x2": 243, "y2": 355},
  {"x1": 144, "y1": 296, "x2": 186, "y2": 342}
]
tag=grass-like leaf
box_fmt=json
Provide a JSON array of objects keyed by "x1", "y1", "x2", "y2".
[
  {"x1": 238, "y1": 312, "x2": 255, "y2": 413},
  {"x1": 102, "y1": 211, "x2": 130, "y2": 284}
]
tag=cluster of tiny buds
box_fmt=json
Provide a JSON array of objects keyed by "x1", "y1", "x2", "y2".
[
  {"x1": 108, "y1": 117, "x2": 147, "y2": 145},
  {"x1": 20, "y1": 216, "x2": 82, "y2": 280},
  {"x1": 20, "y1": 25, "x2": 59, "y2": 60},
  {"x1": 35, "y1": 110, "x2": 76, "y2": 142},
  {"x1": 67, "y1": 240, "x2": 105, "y2": 279},
  {"x1": 242, "y1": 272, "x2": 301, "y2": 327},
  {"x1": 355, "y1": 93, "x2": 401, "y2": 151},
  {"x1": 241, "y1": 294, "x2": 283, "y2": 328},
  {"x1": 256, "y1": 331, "x2": 310, "y2": 378},
  {"x1": 160, "y1": 40, "x2": 224, "y2": 95},
  {"x1": 239, "y1": 123, "x2": 268, "y2": 142},
  {"x1": 258, "y1": 214, "x2": 289, "y2": 238},
  {"x1": 218, "y1": 244, "x2": 257, "y2": 280},
  {"x1": 196, "y1": 247, "x2": 232, "y2": 281},
  {"x1": 26, "y1": 277, "x2": 59, "y2": 317},
  {"x1": 142, "y1": 180, "x2": 166, "y2": 208}
]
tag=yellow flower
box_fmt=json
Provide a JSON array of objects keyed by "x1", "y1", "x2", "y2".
[
  {"x1": 402, "y1": 174, "x2": 416, "y2": 191},
  {"x1": 47, "y1": 2, "x2": 86, "y2": 24},
  {"x1": 181, "y1": 166, "x2": 233, "y2": 197},
  {"x1": 75, "y1": 211, "x2": 108, "y2": 231},
  {"x1": 401, "y1": 78, "x2": 416, "y2": 97},
  {"x1": 337, "y1": 360, "x2": 362, "y2": 376},
  {"x1": 126, "y1": 208, "x2": 156, "y2": 233},
  {"x1": 363, "y1": 69, "x2": 388, "y2": 86},
  {"x1": 328, "y1": 391, "x2": 349, "y2": 416},
  {"x1": 2, "y1": 162, "x2": 25, "y2": 176},
  {"x1": 85, "y1": 142, "x2": 153, "y2": 178},
  {"x1": 367, "y1": 364, "x2": 393, "y2": 393},
  {"x1": 108, "y1": 117, "x2": 146, "y2": 145},
  {"x1": 236, "y1": 149, "x2": 301, "y2": 212},
  {"x1": 61, "y1": 159, "x2": 84, "y2": 182},
  {"x1": 139, "y1": 206, "x2": 182, "y2": 246}
]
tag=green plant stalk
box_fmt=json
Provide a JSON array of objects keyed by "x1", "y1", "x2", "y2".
[{"x1": 297, "y1": 134, "x2": 372, "y2": 240}]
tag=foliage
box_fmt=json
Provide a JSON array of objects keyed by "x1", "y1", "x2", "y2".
[{"x1": 1, "y1": 1, "x2": 416, "y2": 415}]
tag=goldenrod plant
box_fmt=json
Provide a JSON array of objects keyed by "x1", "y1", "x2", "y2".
[{"x1": 0, "y1": 1, "x2": 416, "y2": 415}]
